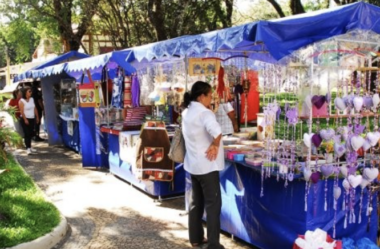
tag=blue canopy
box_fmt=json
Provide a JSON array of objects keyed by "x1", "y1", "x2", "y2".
[
  {"x1": 13, "y1": 50, "x2": 136, "y2": 82},
  {"x1": 252, "y1": 1, "x2": 380, "y2": 60},
  {"x1": 131, "y1": 22, "x2": 262, "y2": 62},
  {"x1": 65, "y1": 50, "x2": 135, "y2": 74},
  {"x1": 14, "y1": 51, "x2": 90, "y2": 82},
  {"x1": 32, "y1": 51, "x2": 89, "y2": 70},
  {"x1": 130, "y1": 2, "x2": 380, "y2": 62}
]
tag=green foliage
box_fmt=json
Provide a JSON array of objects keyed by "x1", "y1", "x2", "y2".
[
  {"x1": 0, "y1": 154, "x2": 61, "y2": 248},
  {"x1": 94, "y1": 0, "x2": 234, "y2": 49}
]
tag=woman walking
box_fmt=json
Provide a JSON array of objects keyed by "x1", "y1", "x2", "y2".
[
  {"x1": 182, "y1": 81, "x2": 225, "y2": 249},
  {"x1": 19, "y1": 87, "x2": 39, "y2": 155}
]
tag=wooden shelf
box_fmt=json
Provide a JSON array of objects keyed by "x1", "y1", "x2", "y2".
[
  {"x1": 299, "y1": 112, "x2": 377, "y2": 120},
  {"x1": 355, "y1": 67, "x2": 380, "y2": 71}
]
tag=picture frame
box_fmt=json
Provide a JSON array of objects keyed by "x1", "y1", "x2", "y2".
[{"x1": 188, "y1": 58, "x2": 220, "y2": 76}]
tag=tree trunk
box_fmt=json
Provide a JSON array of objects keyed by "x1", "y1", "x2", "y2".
[
  {"x1": 224, "y1": 0, "x2": 233, "y2": 28},
  {"x1": 147, "y1": 0, "x2": 167, "y2": 41},
  {"x1": 266, "y1": 0, "x2": 286, "y2": 17},
  {"x1": 290, "y1": 0, "x2": 305, "y2": 15}
]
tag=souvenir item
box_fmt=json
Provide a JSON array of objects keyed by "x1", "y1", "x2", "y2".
[{"x1": 168, "y1": 127, "x2": 186, "y2": 163}]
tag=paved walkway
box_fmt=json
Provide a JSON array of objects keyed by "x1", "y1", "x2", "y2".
[{"x1": 14, "y1": 141, "x2": 254, "y2": 249}]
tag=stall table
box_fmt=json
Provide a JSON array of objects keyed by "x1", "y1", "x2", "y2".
[
  {"x1": 60, "y1": 116, "x2": 81, "y2": 153},
  {"x1": 106, "y1": 129, "x2": 185, "y2": 199},
  {"x1": 186, "y1": 160, "x2": 378, "y2": 249}
]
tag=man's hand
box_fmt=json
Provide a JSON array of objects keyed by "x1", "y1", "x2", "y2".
[{"x1": 205, "y1": 144, "x2": 219, "y2": 161}]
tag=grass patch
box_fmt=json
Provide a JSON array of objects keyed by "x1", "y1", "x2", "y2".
[{"x1": 0, "y1": 154, "x2": 61, "y2": 248}]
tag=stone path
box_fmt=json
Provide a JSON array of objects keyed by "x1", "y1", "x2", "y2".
[{"x1": 15, "y1": 141, "x2": 255, "y2": 249}]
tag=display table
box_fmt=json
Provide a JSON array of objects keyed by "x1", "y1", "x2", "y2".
[
  {"x1": 186, "y1": 160, "x2": 378, "y2": 249},
  {"x1": 107, "y1": 132, "x2": 185, "y2": 199},
  {"x1": 60, "y1": 116, "x2": 81, "y2": 153}
]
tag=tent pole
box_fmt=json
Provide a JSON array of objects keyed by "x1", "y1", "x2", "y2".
[
  {"x1": 308, "y1": 46, "x2": 314, "y2": 170},
  {"x1": 106, "y1": 68, "x2": 109, "y2": 127},
  {"x1": 6, "y1": 50, "x2": 11, "y2": 86},
  {"x1": 185, "y1": 55, "x2": 188, "y2": 92}
]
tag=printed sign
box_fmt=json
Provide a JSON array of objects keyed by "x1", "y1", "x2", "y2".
[
  {"x1": 78, "y1": 82, "x2": 101, "y2": 107},
  {"x1": 188, "y1": 58, "x2": 220, "y2": 76}
]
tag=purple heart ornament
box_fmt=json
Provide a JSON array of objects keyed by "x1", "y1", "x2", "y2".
[
  {"x1": 334, "y1": 143, "x2": 346, "y2": 158},
  {"x1": 311, "y1": 172, "x2": 321, "y2": 184},
  {"x1": 363, "y1": 96, "x2": 373, "y2": 108},
  {"x1": 354, "y1": 124, "x2": 366, "y2": 135},
  {"x1": 276, "y1": 107, "x2": 282, "y2": 120},
  {"x1": 326, "y1": 93, "x2": 331, "y2": 103},
  {"x1": 320, "y1": 165, "x2": 334, "y2": 177},
  {"x1": 312, "y1": 95, "x2": 326, "y2": 109},
  {"x1": 312, "y1": 134, "x2": 322, "y2": 147},
  {"x1": 320, "y1": 128, "x2": 335, "y2": 141}
]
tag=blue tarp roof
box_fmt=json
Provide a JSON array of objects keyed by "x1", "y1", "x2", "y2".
[
  {"x1": 14, "y1": 51, "x2": 90, "y2": 82},
  {"x1": 132, "y1": 2, "x2": 380, "y2": 61},
  {"x1": 13, "y1": 50, "x2": 135, "y2": 82},
  {"x1": 252, "y1": 1, "x2": 380, "y2": 60},
  {"x1": 32, "y1": 51, "x2": 89, "y2": 70},
  {"x1": 64, "y1": 50, "x2": 135, "y2": 73},
  {"x1": 13, "y1": 2, "x2": 380, "y2": 82},
  {"x1": 131, "y1": 22, "x2": 261, "y2": 62}
]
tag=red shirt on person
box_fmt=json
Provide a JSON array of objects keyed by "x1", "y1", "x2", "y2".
[{"x1": 8, "y1": 98, "x2": 21, "y2": 118}]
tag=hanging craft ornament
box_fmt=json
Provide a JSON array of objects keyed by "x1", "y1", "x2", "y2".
[
  {"x1": 342, "y1": 178, "x2": 351, "y2": 229},
  {"x1": 372, "y1": 93, "x2": 380, "y2": 111},
  {"x1": 321, "y1": 165, "x2": 334, "y2": 211},
  {"x1": 348, "y1": 174, "x2": 362, "y2": 188},
  {"x1": 242, "y1": 54, "x2": 251, "y2": 128},
  {"x1": 311, "y1": 134, "x2": 322, "y2": 148},
  {"x1": 366, "y1": 132, "x2": 380, "y2": 147},
  {"x1": 303, "y1": 133, "x2": 314, "y2": 148},
  {"x1": 353, "y1": 96, "x2": 364, "y2": 112},
  {"x1": 334, "y1": 97, "x2": 347, "y2": 112},
  {"x1": 286, "y1": 108, "x2": 298, "y2": 126},
  {"x1": 351, "y1": 135, "x2": 365, "y2": 151},
  {"x1": 363, "y1": 167, "x2": 379, "y2": 182},
  {"x1": 311, "y1": 95, "x2": 326, "y2": 109},
  {"x1": 333, "y1": 186, "x2": 342, "y2": 206},
  {"x1": 320, "y1": 128, "x2": 335, "y2": 141},
  {"x1": 304, "y1": 94, "x2": 313, "y2": 110},
  {"x1": 358, "y1": 179, "x2": 370, "y2": 224}
]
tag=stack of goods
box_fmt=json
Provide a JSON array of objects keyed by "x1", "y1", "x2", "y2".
[
  {"x1": 123, "y1": 106, "x2": 147, "y2": 130},
  {"x1": 222, "y1": 134, "x2": 264, "y2": 166}
]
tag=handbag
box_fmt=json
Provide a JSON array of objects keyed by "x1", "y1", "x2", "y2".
[{"x1": 168, "y1": 127, "x2": 186, "y2": 163}]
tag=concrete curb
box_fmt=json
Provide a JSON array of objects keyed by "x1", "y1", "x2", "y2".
[
  {"x1": 4, "y1": 150, "x2": 68, "y2": 249},
  {"x1": 6, "y1": 215, "x2": 68, "y2": 249}
]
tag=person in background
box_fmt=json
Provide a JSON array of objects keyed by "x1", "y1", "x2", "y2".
[
  {"x1": 31, "y1": 81, "x2": 45, "y2": 141},
  {"x1": 19, "y1": 87, "x2": 39, "y2": 155},
  {"x1": 8, "y1": 89, "x2": 22, "y2": 118},
  {"x1": 182, "y1": 81, "x2": 225, "y2": 249},
  {"x1": 8, "y1": 89, "x2": 23, "y2": 137},
  {"x1": 215, "y1": 100, "x2": 238, "y2": 135}
]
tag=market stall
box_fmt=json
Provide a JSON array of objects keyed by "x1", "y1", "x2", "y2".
[
  {"x1": 61, "y1": 50, "x2": 190, "y2": 198},
  {"x1": 186, "y1": 3, "x2": 380, "y2": 248},
  {"x1": 12, "y1": 51, "x2": 89, "y2": 150},
  {"x1": 131, "y1": 2, "x2": 380, "y2": 248}
]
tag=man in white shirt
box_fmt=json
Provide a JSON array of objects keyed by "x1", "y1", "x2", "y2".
[
  {"x1": 215, "y1": 101, "x2": 238, "y2": 135},
  {"x1": 182, "y1": 81, "x2": 225, "y2": 249}
]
